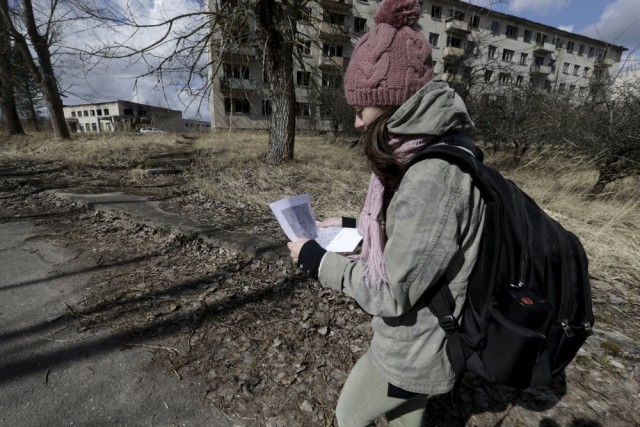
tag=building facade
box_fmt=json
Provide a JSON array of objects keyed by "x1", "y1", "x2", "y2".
[
  {"x1": 207, "y1": 0, "x2": 626, "y2": 130},
  {"x1": 63, "y1": 100, "x2": 183, "y2": 133}
]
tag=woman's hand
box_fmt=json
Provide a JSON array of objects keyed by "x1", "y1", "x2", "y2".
[
  {"x1": 316, "y1": 217, "x2": 342, "y2": 228},
  {"x1": 287, "y1": 238, "x2": 310, "y2": 263}
]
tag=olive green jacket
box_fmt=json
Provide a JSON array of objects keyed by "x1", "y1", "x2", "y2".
[{"x1": 318, "y1": 80, "x2": 485, "y2": 394}]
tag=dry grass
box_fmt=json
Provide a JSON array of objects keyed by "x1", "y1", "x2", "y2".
[
  {"x1": 191, "y1": 130, "x2": 370, "y2": 218},
  {"x1": 0, "y1": 132, "x2": 179, "y2": 168},
  {"x1": 2, "y1": 131, "x2": 638, "y2": 288}
]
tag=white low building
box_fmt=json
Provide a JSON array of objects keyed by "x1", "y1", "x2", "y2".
[{"x1": 63, "y1": 100, "x2": 183, "y2": 133}]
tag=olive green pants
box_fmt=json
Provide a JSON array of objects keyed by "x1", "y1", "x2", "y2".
[{"x1": 335, "y1": 354, "x2": 429, "y2": 427}]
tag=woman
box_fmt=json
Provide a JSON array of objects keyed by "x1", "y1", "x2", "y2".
[{"x1": 287, "y1": 0, "x2": 485, "y2": 425}]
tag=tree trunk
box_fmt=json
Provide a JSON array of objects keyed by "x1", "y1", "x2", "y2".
[
  {"x1": 258, "y1": 0, "x2": 296, "y2": 164},
  {"x1": 20, "y1": 0, "x2": 70, "y2": 139},
  {"x1": 266, "y1": 43, "x2": 295, "y2": 163},
  {"x1": 0, "y1": 0, "x2": 24, "y2": 135}
]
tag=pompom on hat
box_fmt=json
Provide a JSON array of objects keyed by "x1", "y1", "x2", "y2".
[{"x1": 343, "y1": 0, "x2": 434, "y2": 106}]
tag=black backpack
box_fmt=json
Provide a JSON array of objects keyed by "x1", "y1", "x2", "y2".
[{"x1": 411, "y1": 134, "x2": 594, "y2": 389}]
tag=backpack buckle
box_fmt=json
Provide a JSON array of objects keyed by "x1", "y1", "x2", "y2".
[{"x1": 438, "y1": 314, "x2": 459, "y2": 334}]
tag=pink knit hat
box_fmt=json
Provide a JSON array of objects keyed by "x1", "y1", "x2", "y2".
[{"x1": 344, "y1": 0, "x2": 434, "y2": 106}]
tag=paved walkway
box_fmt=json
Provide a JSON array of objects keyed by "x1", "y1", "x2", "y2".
[{"x1": 0, "y1": 220, "x2": 232, "y2": 427}]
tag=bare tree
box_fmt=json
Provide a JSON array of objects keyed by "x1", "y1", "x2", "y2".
[
  {"x1": 0, "y1": 0, "x2": 24, "y2": 135},
  {"x1": 68, "y1": 0, "x2": 315, "y2": 163},
  {"x1": 0, "y1": 0, "x2": 70, "y2": 138}
]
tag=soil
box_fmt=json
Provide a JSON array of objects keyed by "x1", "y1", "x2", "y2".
[{"x1": 1, "y1": 148, "x2": 638, "y2": 427}]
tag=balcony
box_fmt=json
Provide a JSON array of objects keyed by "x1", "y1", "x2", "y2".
[
  {"x1": 530, "y1": 64, "x2": 552, "y2": 75},
  {"x1": 219, "y1": 78, "x2": 259, "y2": 92},
  {"x1": 318, "y1": 0, "x2": 352, "y2": 12},
  {"x1": 533, "y1": 42, "x2": 556, "y2": 55},
  {"x1": 222, "y1": 45, "x2": 258, "y2": 60},
  {"x1": 317, "y1": 55, "x2": 345, "y2": 69},
  {"x1": 444, "y1": 18, "x2": 471, "y2": 36},
  {"x1": 442, "y1": 46, "x2": 465, "y2": 61},
  {"x1": 318, "y1": 22, "x2": 350, "y2": 41},
  {"x1": 594, "y1": 56, "x2": 615, "y2": 68}
]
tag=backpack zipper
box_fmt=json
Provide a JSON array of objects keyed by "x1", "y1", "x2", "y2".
[{"x1": 508, "y1": 182, "x2": 529, "y2": 289}]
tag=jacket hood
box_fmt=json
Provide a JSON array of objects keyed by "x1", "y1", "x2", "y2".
[{"x1": 386, "y1": 79, "x2": 474, "y2": 136}]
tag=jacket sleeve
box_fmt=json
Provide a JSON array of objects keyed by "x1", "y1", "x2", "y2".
[{"x1": 318, "y1": 159, "x2": 471, "y2": 317}]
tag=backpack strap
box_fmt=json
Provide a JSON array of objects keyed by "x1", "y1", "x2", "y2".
[{"x1": 412, "y1": 134, "x2": 484, "y2": 379}]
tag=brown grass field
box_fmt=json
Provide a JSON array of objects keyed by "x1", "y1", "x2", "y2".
[{"x1": 1, "y1": 130, "x2": 638, "y2": 288}]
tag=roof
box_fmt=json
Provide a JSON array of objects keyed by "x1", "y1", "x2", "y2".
[{"x1": 448, "y1": 0, "x2": 628, "y2": 52}]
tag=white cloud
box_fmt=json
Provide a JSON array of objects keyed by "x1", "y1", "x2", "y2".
[
  {"x1": 558, "y1": 25, "x2": 574, "y2": 32},
  {"x1": 53, "y1": 0, "x2": 210, "y2": 119},
  {"x1": 580, "y1": 0, "x2": 640, "y2": 51},
  {"x1": 508, "y1": 0, "x2": 570, "y2": 15}
]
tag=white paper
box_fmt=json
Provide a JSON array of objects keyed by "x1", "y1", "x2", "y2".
[{"x1": 269, "y1": 194, "x2": 362, "y2": 253}]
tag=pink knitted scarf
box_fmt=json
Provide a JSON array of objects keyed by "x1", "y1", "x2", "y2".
[{"x1": 353, "y1": 136, "x2": 430, "y2": 289}]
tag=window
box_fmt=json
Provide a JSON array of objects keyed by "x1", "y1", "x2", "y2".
[
  {"x1": 71, "y1": 111, "x2": 76, "y2": 117},
  {"x1": 96, "y1": 109, "x2": 102, "y2": 116},
  {"x1": 502, "y1": 49, "x2": 514, "y2": 63},
  {"x1": 484, "y1": 69, "x2": 493, "y2": 82},
  {"x1": 295, "y1": 102, "x2": 310, "y2": 117},
  {"x1": 488, "y1": 45, "x2": 497, "y2": 59},
  {"x1": 588, "y1": 47, "x2": 595, "y2": 57},
  {"x1": 354, "y1": 17, "x2": 367, "y2": 33},
  {"x1": 297, "y1": 40, "x2": 311, "y2": 56},
  {"x1": 523, "y1": 29, "x2": 532, "y2": 43},
  {"x1": 322, "y1": 73, "x2": 342, "y2": 88},
  {"x1": 124, "y1": 108, "x2": 133, "y2": 116},
  {"x1": 583, "y1": 67, "x2": 590, "y2": 77},
  {"x1": 506, "y1": 25, "x2": 518, "y2": 39},
  {"x1": 535, "y1": 32, "x2": 548, "y2": 44},
  {"x1": 103, "y1": 108, "x2": 109, "y2": 115},
  {"x1": 323, "y1": 43, "x2": 343, "y2": 57},
  {"x1": 446, "y1": 35, "x2": 462, "y2": 48},
  {"x1": 558, "y1": 83, "x2": 566, "y2": 93},
  {"x1": 428, "y1": 32, "x2": 440, "y2": 47},
  {"x1": 262, "y1": 99, "x2": 272, "y2": 116},
  {"x1": 567, "y1": 41, "x2": 575, "y2": 53},
  {"x1": 554, "y1": 37, "x2": 563, "y2": 49},
  {"x1": 579, "y1": 86, "x2": 587, "y2": 96},
  {"x1": 515, "y1": 75, "x2": 524, "y2": 86},
  {"x1": 90, "y1": 110, "x2": 96, "y2": 116},
  {"x1": 449, "y1": 9, "x2": 465, "y2": 20},
  {"x1": 491, "y1": 20, "x2": 500, "y2": 33},
  {"x1": 573, "y1": 65, "x2": 580, "y2": 76},
  {"x1": 223, "y1": 63, "x2": 250, "y2": 79},
  {"x1": 138, "y1": 110, "x2": 147, "y2": 117},
  {"x1": 224, "y1": 98, "x2": 250, "y2": 114},
  {"x1": 466, "y1": 41, "x2": 476, "y2": 55},
  {"x1": 470, "y1": 15, "x2": 480, "y2": 29},
  {"x1": 76, "y1": 111, "x2": 82, "y2": 117},
  {"x1": 562, "y1": 62, "x2": 570, "y2": 73},
  {"x1": 296, "y1": 71, "x2": 311, "y2": 87},
  {"x1": 431, "y1": 5, "x2": 442, "y2": 19},
  {"x1": 519, "y1": 53, "x2": 528, "y2": 65},
  {"x1": 323, "y1": 11, "x2": 345, "y2": 25},
  {"x1": 498, "y1": 73, "x2": 512, "y2": 85},
  {"x1": 83, "y1": 110, "x2": 89, "y2": 117},
  {"x1": 533, "y1": 56, "x2": 544, "y2": 66},
  {"x1": 569, "y1": 85, "x2": 576, "y2": 95},
  {"x1": 91, "y1": 123, "x2": 98, "y2": 131}
]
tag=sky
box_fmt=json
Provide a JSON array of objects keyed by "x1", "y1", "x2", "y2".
[{"x1": 57, "y1": 0, "x2": 640, "y2": 120}]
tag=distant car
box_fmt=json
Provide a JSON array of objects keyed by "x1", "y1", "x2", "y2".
[{"x1": 139, "y1": 127, "x2": 166, "y2": 133}]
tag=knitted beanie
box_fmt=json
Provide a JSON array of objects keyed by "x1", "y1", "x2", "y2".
[{"x1": 344, "y1": 0, "x2": 434, "y2": 106}]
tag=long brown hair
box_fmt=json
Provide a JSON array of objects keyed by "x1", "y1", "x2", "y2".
[{"x1": 362, "y1": 106, "x2": 401, "y2": 180}]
